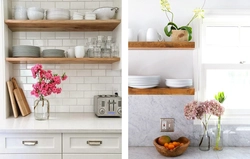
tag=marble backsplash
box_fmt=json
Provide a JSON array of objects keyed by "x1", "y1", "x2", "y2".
[{"x1": 128, "y1": 95, "x2": 250, "y2": 147}]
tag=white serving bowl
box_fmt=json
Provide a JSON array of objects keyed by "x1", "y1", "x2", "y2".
[
  {"x1": 93, "y1": 7, "x2": 119, "y2": 20},
  {"x1": 27, "y1": 10, "x2": 44, "y2": 20},
  {"x1": 27, "y1": 7, "x2": 44, "y2": 13}
]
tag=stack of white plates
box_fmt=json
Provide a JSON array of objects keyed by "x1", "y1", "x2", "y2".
[
  {"x1": 46, "y1": 8, "x2": 70, "y2": 20},
  {"x1": 12, "y1": 45, "x2": 40, "y2": 57},
  {"x1": 165, "y1": 79, "x2": 192, "y2": 88},
  {"x1": 42, "y1": 49, "x2": 65, "y2": 58},
  {"x1": 128, "y1": 76, "x2": 160, "y2": 89},
  {"x1": 72, "y1": 12, "x2": 84, "y2": 20},
  {"x1": 85, "y1": 12, "x2": 96, "y2": 20}
]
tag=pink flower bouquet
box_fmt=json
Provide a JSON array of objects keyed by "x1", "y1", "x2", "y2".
[{"x1": 31, "y1": 64, "x2": 67, "y2": 99}]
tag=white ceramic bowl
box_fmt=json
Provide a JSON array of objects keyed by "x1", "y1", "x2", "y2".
[
  {"x1": 93, "y1": 7, "x2": 119, "y2": 20},
  {"x1": 27, "y1": 7, "x2": 44, "y2": 13},
  {"x1": 27, "y1": 10, "x2": 44, "y2": 20}
]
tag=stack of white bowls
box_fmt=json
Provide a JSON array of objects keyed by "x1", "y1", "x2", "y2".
[
  {"x1": 14, "y1": 6, "x2": 28, "y2": 20},
  {"x1": 27, "y1": 7, "x2": 44, "y2": 20},
  {"x1": 165, "y1": 79, "x2": 192, "y2": 88},
  {"x1": 46, "y1": 8, "x2": 70, "y2": 20},
  {"x1": 85, "y1": 12, "x2": 96, "y2": 20},
  {"x1": 128, "y1": 76, "x2": 160, "y2": 89},
  {"x1": 72, "y1": 12, "x2": 84, "y2": 20},
  {"x1": 42, "y1": 49, "x2": 65, "y2": 58}
]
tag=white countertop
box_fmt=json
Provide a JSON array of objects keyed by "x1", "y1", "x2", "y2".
[
  {"x1": 129, "y1": 146, "x2": 250, "y2": 159},
  {"x1": 0, "y1": 113, "x2": 121, "y2": 133}
]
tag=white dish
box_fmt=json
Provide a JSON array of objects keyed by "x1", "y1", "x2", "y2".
[
  {"x1": 93, "y1": 7, "x2": 119, "y2": 20},
  {"x1": 129, "y1": 84, "x2": 158, "y2": 89}
]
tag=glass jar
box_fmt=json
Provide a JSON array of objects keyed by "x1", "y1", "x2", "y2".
[
  {"x1": 199, "y1": 119, "x2": 210, "y2": 151},
  {"x1": 111, "y1": 43, "x2": 119, "y2": 57},
  {"x1": 34, "y1": 97, "x2": 49, "y2": 120}
]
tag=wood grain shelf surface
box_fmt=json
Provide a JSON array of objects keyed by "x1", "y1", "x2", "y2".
[
  {"x1": 5, "y1": 19, "x2": 121, "y2": 32},
  {"x1": 6, "y1": 57, "x2": 120, "y2": 64},
  {"x1": 128, "y1": 87, "x2": 195, "y2": 95},
  {"x1": 128, "y1": 41, "x2": 195, "y2": 50}
]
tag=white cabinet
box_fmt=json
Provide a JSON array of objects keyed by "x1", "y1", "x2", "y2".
[
  {"x1": 0, "y1": 133, "x2": 61, "y2": 154},
  {"x1": 63, "y1": 133, "x2": 121, "y2": 158},
  {"x1": 0, "y1": 154, "x2": 61, "y2": 159},
  {"x1": 0, "y1": 132, "x2": 121, "y2": 158},
  {"x1": 63, "y1": 154, "x2": 122, "y2": 159}
]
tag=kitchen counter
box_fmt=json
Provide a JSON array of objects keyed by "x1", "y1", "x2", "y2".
[
  {"x1": 0, "y1": 113, "x2": 121, "y2": 133},
  {"x1": 129, "y1": 146, "x2": 250, "y2": 159}
]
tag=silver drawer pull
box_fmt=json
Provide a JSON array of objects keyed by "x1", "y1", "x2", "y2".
[
  {"x1": 87, "y1": 141, "x2": 102, "y2": 146},
  {"x1": 22, "y1": 141, "x2": 38, "y2": 146}
]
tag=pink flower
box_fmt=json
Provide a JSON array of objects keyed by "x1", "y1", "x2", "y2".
[
  {"x1": 30, "y1": 64, "x2": 67, "y2": 98},
  {"x1": 184, "y1": 101, "x2": 198, "y2": 120}
]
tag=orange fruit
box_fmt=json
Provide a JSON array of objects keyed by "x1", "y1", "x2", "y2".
[
  {"x1": 173, "y1": 141, "x2": 180, "y2": 147},
  {"x1": 168, "y1": 143, "x2": 175, "y2": 149}
]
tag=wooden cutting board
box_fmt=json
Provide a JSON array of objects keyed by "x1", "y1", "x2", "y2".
[
  {"x1": 12, "y1": 77, "x2": 31, "y2": 117},
  {"x1": 6, "y1": 80, "x2": 19, "y2": 118}
]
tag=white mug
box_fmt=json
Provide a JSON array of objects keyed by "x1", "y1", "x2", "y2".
[
  {"x1": 128, "y1": 28, "x2": 136, "y2": 41},
  {"x1": 146, "y1": 28, "x2": 163, "y2": 42},
  {"x1": 67, "y1": 48, "x2": 75, "y2": 58},
  {"x1": 137, "y1": 29, "x2": 146, "y2": 41},
  {"x1": 75, "y1": 46, "x2": 85, "y2": 58}
]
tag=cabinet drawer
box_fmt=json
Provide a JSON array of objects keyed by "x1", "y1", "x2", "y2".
[
  {"x1": 64, "y1": 154, "x2": 121, "y2": 159},
  {"x1": 0, "y1": 154, "x2": 61, "y2": 159},
  {"x1": 0, "y1": 133, "x2": 61, "y2": 154},
  {"x1": 63, "y1": 133, "x2": 121, "y2": 154}
]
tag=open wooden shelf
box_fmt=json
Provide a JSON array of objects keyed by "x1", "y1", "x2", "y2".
[
  {"x1": 5, "y1": 19, "x2": 121, "y2": 32},
  {"x1": 128, "y1": 41, "x2": 195, "y2": 50},
  {"x1": 6, "y1": 57, "x2": 120, "y2": 64},
  {"x1": 128, "y1": 87, "x2": 195, "y2": 95}
]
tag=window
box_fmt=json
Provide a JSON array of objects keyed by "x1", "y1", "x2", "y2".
[{"x1": 198, "y1": 12, "x2": 250, "y2": 124}]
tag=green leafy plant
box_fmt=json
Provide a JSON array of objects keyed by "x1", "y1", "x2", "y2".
[{"x1": 160, "y1": 0, "x2": 206, "y2": 41}]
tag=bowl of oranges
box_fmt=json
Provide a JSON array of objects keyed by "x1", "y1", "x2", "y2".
[{"x1": 153, "y1": 136, "x2": 190, "y2": 157}]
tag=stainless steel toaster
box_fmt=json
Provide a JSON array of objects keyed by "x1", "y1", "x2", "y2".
[{"x1": 94, "y1": 94, "x2": 122, "y2": 117}]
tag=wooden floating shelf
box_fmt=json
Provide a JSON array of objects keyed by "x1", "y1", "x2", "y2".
[
  {"x1": 6, "y1": 57, "x2": 120, "y2": 64},
  {"x1": 5, "y1": 19, "x2": 121, "y2": 32},
  {"x1": 128, "y1": 87, "x2": 195, "y2": 95},
  {"x1": 128, "y1": 41, "x2": 195, "y2": 50}
]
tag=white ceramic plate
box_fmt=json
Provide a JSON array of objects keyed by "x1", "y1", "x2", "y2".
[{"x1": 129, "y1": 84, "x2": 158, "y2": 89}]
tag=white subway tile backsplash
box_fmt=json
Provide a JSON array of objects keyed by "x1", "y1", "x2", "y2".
[
  {"x1": 99, "y1": 77, "x2": 113, "y2": 83},
  {"x1": 65, "y1": 70, "x2": 76, "y2": 76},
  {"x1": 41, "y1": 2, "x2": 55, "y2": 9},
  {"x1": 20, "y1": 70, "x2": 32, "y2": 76},
  {"x1": 85, "y1": 2, "x2": 99, "y2": 9},
  {"x1": 13, "y1": 64, "x2": 26, "y2": 69},
  {"x1": 27, "y1": 32, "x2": 41, "y2": 40},
  {"x1": 76, "y1": 70, "x2": 91, "y2": 76},
  {"x1": 49, "y1": 99, "x2": 63, "y2": 106},
  {"x1": 41, "y1": 32, "x2": 56, "y2": 39},
  {"x1": 106, "y1": 70, "x2": 120, "y2": 76},
  {"x1": 34, "y1": 40, "x2": 47, "y2": 46},
  {"x1": 92, "y1": 70, "x2": 105, "y2": 76},
  {"x1": 19, "y1": 40, "x2": 33, "y2": 45},
  {"x1": 62, "y1": 99, "x2": 77, "y2": 105},
  {"x1": 70, "y1": 2, "x2": 85, "y2": 9},
  {"x1": 69, "y1": 77, "x2": 84, "y2": 83},
  {"x1": 62, "y1": 84, "x2": 77, "y2": 90},
  {"x1": 70, "y1": 32, "x2": 84, "y2": 39},
  {"x1": 100, "y1": 2, "x2": 113, "y2": 7},
  {"x1": 70, "y1": 106, "x2": 84, "y2": 112},
  {"x1": 70, "y1": 91, "x2": 84, "y2": 98},
  {"x1": 25, "y1": 2, "x2": 41, "y2": 8},
  {"x1": 27, "y1": 77, "x2": 37, "y2": 83},
  {"x1": 56, "y1": 106, "x2": 70, "y2": 112},
  {"x1": 69, "y1": 64, "x2": 84, "y2": 69},
  {"x1": 84, "y1": 64, "x2": 99, "y2": 69},
  {"x1": 76, "y1": 84, "x2": 91, "y2": 90},
  {"x1": 99, "y1": 64, "x2": 112, "y2": 69},
  {"x1": 55, "y1": 64, "x2": 70, "y2": 69},
  {"x1": 15, "y1": 77, "x2": 26, "y2": 84},
  {"x1": 22, "y1": 84, "x2": 33, "y2": 90},
  {"x1": 84, "y1": 91, "x2": 99, "y2": 98},
  {"x1": 56, "y1": 2, "x2": 70, "y2": 9},
  {"x1": 83, "y1": 106, "x2": 94, "y2": 112},
  {"x1": 77, "y1": 98, "x2": 91, "y2": 105},
  {"x1": 63, "y1": 40, "x2": 77, "y2": 46},
  {"x1": 48, "y1": 40, "x2": 62, "y2": 46},
  {"x1": 12, "y1": 2, "x2": 26, "y2": 8},
  {"x1": 114, "y1": 77, "x2": 121, "y2": 83},
  {"x1": 12, "y1": 40, "x2": 19, "y2": 46},
  {"x1": 13, "y1": 32, "x2": 26, "y2": 39},
  {"x1": 84, "y1": 77, "x2": 98, "y2": 83},
  {"x1": 92, "y1": 84, "x2": 106, "y2": 90},
  {"x1": 56, "y1": 32, "x2": 70, "y2": 39}
]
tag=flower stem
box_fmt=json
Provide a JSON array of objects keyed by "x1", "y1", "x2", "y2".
[{"x1": 214, "y1": 116, "x2": 221, "y2": 150}]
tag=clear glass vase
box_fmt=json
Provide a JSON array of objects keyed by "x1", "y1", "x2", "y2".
[
  {"x1": 213, "y1": 116, "x2": 223, "y2": 151},
  {"x1": 34, "y1": 97, "x2": 49, "y2": 120},
  {"x1": 199, "y1": 120, "x2": 210, "y2": 151}
]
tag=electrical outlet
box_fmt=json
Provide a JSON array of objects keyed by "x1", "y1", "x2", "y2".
[{"x1": 160, "y1": 118, "x2": 175, "y2": 132}]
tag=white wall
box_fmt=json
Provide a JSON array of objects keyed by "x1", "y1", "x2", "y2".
[{"x1": 128, "y1": 0, "x2": 250, "y2": 82}]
